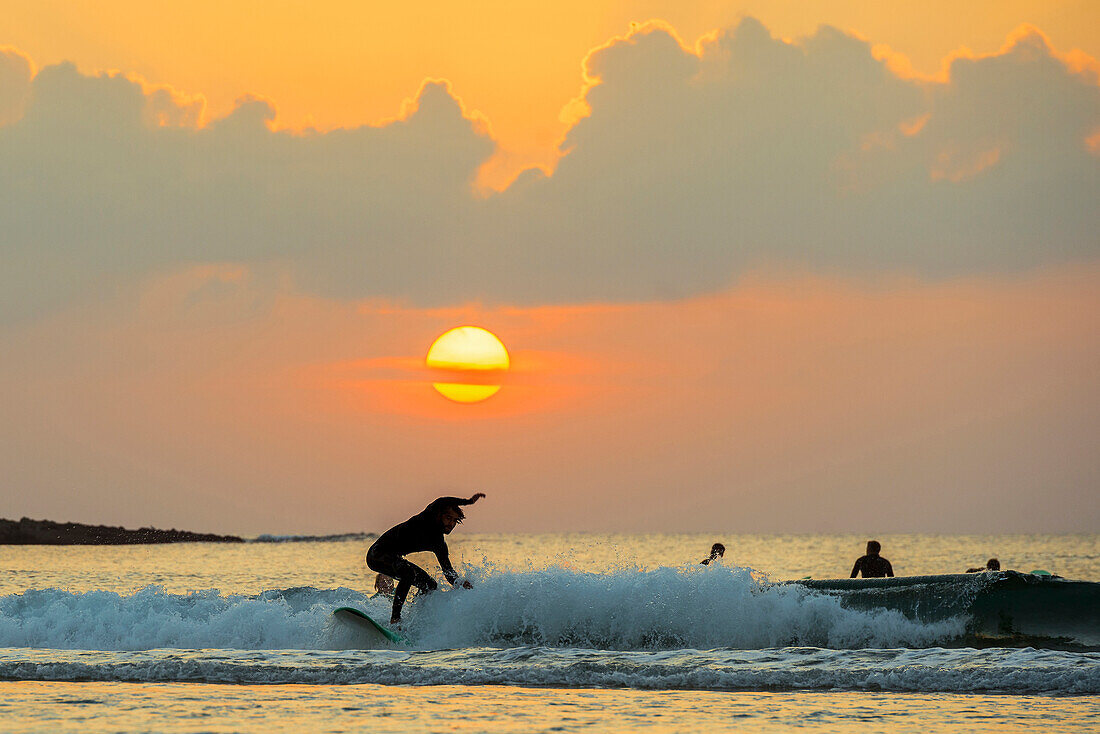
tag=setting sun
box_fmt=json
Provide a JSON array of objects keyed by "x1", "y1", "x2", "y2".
[{"x1": 425, "y1": 326, "x2": 510, "y2": 403}]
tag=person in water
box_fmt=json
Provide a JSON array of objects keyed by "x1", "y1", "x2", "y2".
[
  {"x1": 966, "y1": 558, "x2": 1001, "y2": 573},
  {"x1": 700, "y1": 543, "x2": 725, "y2": 565},
  {"x1": 366, "y1": 493, "x2": 485, "y2": 624},
  {"x1": 850, "y1": 540, "x2": 894, "y2": 578},
  {"x1": 371, "y1": 573, "x2": 395, "y2": 598}
]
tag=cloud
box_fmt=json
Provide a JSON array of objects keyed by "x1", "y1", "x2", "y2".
[
  {"x1": 491, "y1": 19, "x2": 1099, "y2": 299},
  {"x1": 0, "y1": 18, "x2": 1097, "y2": 320},
  {"x1": 0, "y1": 46, "x2": 33, "y2": 126},
  {"x1": 0, "y1": 63, "x2": 493, "y2": 319}
]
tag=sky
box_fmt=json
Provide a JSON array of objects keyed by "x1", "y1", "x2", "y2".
[{"x1": 0, "y1": 1, "x2": 1097, "y2": 535}]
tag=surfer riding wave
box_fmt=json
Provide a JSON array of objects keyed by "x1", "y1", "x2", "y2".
[{"x1": 366, "y1": 493, "x2": 485, "y2": 624}]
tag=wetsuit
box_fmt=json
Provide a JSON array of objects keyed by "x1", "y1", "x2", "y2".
[
  {"x1": 850, "y1": 554, "x2": 894, "y2": 578},
  {"x1": 366, "y1": 497, "x2": 476, "y2": 622}
]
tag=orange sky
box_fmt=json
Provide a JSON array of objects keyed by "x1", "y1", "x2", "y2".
[
  {"x1": 4, "y1": 0, "x2": 1098, "y2": 185},
  {"x1": 0, "y1": 3, "x2": 1097, "y2": 534},
  {"x1": 1, "y1": 264, "x2": 1096, "y2": 534}
]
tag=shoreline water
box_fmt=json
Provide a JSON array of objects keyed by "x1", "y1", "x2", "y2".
[{"x1": 3, "y1": 682, "x2": 1099, "y2": 734}]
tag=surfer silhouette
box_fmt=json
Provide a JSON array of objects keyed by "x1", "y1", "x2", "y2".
[
  {"x1": 366, "y1": 493, "x2": 485, "y2": 624},
  {"x1": 700, "y1": 542, "x2": 725, "y2": 565},
  {"x1": 850, "y1": 540, "x2": 894, "y2": 578},
  {"x1": 966, "y1": 558, "x2": 1000, "y2": 573}
]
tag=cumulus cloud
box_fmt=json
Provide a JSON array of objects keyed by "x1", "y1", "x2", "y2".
[
  {"x1": 0, "y1": 18, "x2": 1097, "y2": 319},
  {"x1": 0, "y1": 46, "x2": 33, "y2": 126},
  {"x1": 0, "y1": 63, "x2": 493, "y2": 319},
  {"x1": 492, "y1": 19, "x2": 1099, "y2": 299}
]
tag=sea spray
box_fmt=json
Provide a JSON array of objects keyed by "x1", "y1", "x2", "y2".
[
  {"x1": 1, "y1": 564, "x2": 968, "y2": 651},
  {"x1": 0, "y1": 586, "x2": 372, "y2": 651},
  {"x1": 408, "y1": 563, "x2": 965, "y2": 650}
]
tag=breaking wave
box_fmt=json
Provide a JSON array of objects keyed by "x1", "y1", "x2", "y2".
[{"x1": 0, "y1": 566, "x2": 1095, "y2": 653}]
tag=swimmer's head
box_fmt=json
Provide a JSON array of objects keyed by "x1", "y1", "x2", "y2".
[{"x1": 866, "y1": 540, "x2": 881, "y2": 555}]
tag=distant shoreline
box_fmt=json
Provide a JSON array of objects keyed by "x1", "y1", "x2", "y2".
[{"x1": 0, "y1": 517, "x2": 244, "y2": 545}]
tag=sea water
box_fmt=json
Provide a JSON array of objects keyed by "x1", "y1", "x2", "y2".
[{"x1": 1, "y1": 533, "x2": 1098, "y2": 732}]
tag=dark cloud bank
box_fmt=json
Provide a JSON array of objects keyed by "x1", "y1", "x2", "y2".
[{"x1": 0, "y1": 18, "x2": 1097, "y2": 319}]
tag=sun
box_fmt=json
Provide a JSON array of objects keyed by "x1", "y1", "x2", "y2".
[{"x1": 425, "y1": 326, "x2": 510, "y2": 403}]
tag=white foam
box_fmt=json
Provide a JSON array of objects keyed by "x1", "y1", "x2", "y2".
[
  {"x1": 409, "y1": 564, "x2": 967, "y2": 650},
  {"x1": 0, "y1": 586, "x2": 381, "y2": 651},
  {"x1": 0, "y1": 565, "x2": 966, "y2": 652}
]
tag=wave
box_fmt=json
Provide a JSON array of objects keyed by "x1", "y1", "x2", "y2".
[
  {"x1": 405, "y1": 565, "x2": 965, "y2": 650},
  {"x1": 795, "y1": 571, "x2": 1100, "y2": 649},
  {"x1": 1, "y1": 647, "x2": 1096, "y2": 693},
  {"x1": 0, "y1": 566, "x2": 1094, "y2": 653}
]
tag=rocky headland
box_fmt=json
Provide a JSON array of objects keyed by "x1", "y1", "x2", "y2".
[{"x1": 0, "y1": 517, "x2": 244, "y2": 544}]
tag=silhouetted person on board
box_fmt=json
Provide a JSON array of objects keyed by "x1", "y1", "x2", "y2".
[
  {"x1": 966, "y1": 558, "x2": 1001, "y2": 573},
  {"x1": 850, "y1": 540, "x2": 894, "y2": 578},
  {"x1": 366, "y1": 493, "x2": 485, "y2": 624},
  {"x1": 700, "y1": 543, "x2": 725, "y2": 565}
]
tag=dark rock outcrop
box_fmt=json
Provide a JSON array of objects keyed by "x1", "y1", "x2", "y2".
[{"x1": 0, "y1": 517, "x2": 244, "y2": 545}]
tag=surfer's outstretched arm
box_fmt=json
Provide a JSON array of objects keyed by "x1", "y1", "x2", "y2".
[
  {"x1": 428, "y1": 493, "x2": 485, "y2": 510},
  {"x1": 433, "y1": 542, "x2": 473, "y2": 589},
  {"x1": 434, "y1": 542, "x2": 458, "y2": 585},
  {"x1": 850, "y1": 559, "x2": 862, "y2": 578}
]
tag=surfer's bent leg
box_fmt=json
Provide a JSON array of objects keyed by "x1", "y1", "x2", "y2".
[
  {"x1": 389, "y1": 558, "x2": 437, "y2": 621},
  {"x1": 367, "y1": 550, "x2": 437, "y2": 623}
]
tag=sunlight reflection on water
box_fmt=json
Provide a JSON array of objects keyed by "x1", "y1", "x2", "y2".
[
  {"x1": 1, "y1": 533, "x2": 1096, "y2": 596},
  {"x1": 3, "y1": 682, "x2": 1100, "y2": 734}
]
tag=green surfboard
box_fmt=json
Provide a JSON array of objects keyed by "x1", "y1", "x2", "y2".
[{"x1": 333, "y1": 606, "x2": 408, "y2": 644}]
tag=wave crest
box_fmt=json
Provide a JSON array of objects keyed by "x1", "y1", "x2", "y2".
[{"x1": 0, "y1": 565, "x2": 969, "y2": 651}]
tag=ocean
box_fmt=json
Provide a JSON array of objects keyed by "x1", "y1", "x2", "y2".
[{"x1": 2, "y1": 533, "x2": 1098, "y2": 732}]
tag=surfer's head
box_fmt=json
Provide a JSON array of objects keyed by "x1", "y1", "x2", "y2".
[
  {"x1": 374, "y1": 574, "x2": 395, "y2": 594},
  {"x1": 440, "y1": 506, "x2": 465, "y2": 534},
  {"x1": 986, "y1": 558, "x2": 1000, "y2": 571},
  {"x1": 866, "y1": 540, "x2": 881, "y2": 556},
  {"x1": 710, "y1": 543, "x2": 725, "y2": 560}
]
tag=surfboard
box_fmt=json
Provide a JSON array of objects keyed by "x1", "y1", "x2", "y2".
[{"x1": 333, "y1": 606, "x2": 408, "y2": 644}]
